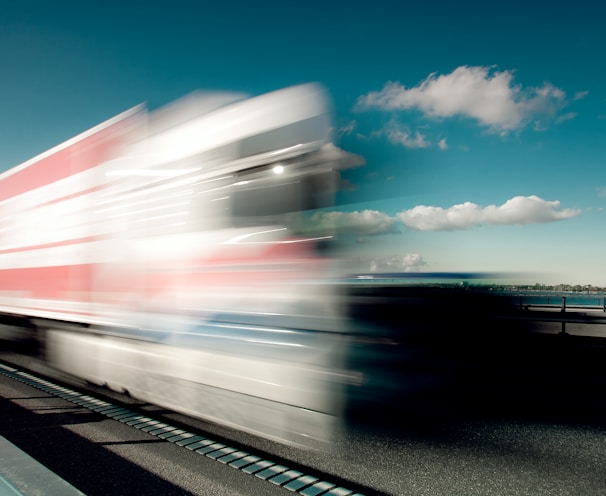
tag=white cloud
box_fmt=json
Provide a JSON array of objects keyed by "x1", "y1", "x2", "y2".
[
  {"x1": 384, "y1": 126, "x2": 430, "y2": 148},
  {"x1": 356, "y1": 66, "x2": 568, "y2": 132},
  {"x1": 401, "y1": 253, "x2": 427, "y2": 271},
  {"x1": 556, "y1": 112, "x2": 577, "y2": 124},
  {"x1": 574, "y1": 90, "x2": 589, "y2": 100},
  {"x1": 368, "y1": 253, "x2": 427, "y2": 272},
  {"x1": 397, "y1": 195, "x2": 581, "y2": 231},
  {"x1": 308, "y1": 209, "x2": 399, "y2": 235},
  {"x1": 398, "y1": 202, "x2": 484, "y2": 231},
  {"x1": 597, "y1": 186, "x2": 606, "y2": 198},
  {"x1": 307, "y1": 197, "x2": 580, "y2": 236},
  {"x1": 373, "y1": 120, "x2": 447, "y2": 149}
]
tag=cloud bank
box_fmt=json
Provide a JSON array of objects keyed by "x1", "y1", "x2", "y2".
[
  {"x1": 370, "y1": 253, "x2": 427, "y2": 272},
  {"x1": 308, "y1": 196, "x2": 579, "y2": 234},
  {"x1": 344, "y1": 253, "x2": 427, "y2": 273},
  {"x1": 356, "y1": 66, "x2": 568, "y2": 133},
  {"x1": 396, "y1": 195, "x2": 581, "y2": 231},
  {"x1": 308, "y1": 209, "x2": 399, "y2": 235}
]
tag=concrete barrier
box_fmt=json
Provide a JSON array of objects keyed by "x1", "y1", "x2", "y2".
[{"x1": 0, "y1": 436, "x2": 85, "y2": 495}]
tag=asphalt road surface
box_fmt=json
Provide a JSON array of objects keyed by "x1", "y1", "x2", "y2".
[{"x1": 2, "y1": 331, "x2": 606, "y2": 496}]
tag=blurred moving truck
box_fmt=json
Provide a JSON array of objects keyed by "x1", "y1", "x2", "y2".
[{"x1": 0, "y1": 84, "x2": 363, "y2": 447}]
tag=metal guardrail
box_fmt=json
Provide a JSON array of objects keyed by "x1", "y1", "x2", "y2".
[
  {"x1": 517, "y1": 295, "x2": 606, "y2": 312},
  {"x1": 513, "y1": 296, "x2": 606, "y2": 335}
]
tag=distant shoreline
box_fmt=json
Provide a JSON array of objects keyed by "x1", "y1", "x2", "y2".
[{"x1": 344, "y1": 274, "x2": 606, "y2": 293}]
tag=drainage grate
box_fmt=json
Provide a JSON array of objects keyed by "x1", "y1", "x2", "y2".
[{"x1": 0, "y1": 362, "x2": 365, "y2": 496}]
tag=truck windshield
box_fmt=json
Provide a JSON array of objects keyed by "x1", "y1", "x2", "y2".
[{"x1": 230, "y1": 170, "x2": 337, "y2": 228}]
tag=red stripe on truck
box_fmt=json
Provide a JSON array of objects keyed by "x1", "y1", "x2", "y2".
[
  {"x1": 0, "y1": 265, "x2": 95, "y2": 298},
  {"x1": 0, "y1": 113, "x2": 137, "y2": 202}
]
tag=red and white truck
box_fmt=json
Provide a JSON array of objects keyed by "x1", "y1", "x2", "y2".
[{"x1": 0, "y1": 83, "x2": 363, "y2": 447}]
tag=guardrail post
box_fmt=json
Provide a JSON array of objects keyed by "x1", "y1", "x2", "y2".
[{"x1": 560, "y1": 296, "x2": 567, "y2": 334}]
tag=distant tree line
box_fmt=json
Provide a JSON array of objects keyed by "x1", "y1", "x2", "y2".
[{"x1": 483, "y1": 283, "x2": 606, "y2": 293}]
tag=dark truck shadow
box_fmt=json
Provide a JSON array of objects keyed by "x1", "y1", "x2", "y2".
[
  {"x1": 343, "y1": 285, "x2": 606, "y2": 434},
  {"x1": 0, "y1": 396, "x2": 195, "y2": 496}
]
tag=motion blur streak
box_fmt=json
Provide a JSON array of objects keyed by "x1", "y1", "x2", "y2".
[{"x1": 0, "y1": 84, "x2": 364, "y2": 448}]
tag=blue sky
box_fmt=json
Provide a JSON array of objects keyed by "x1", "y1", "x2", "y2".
[{"x1": 2, "y1": 1, "x2": 605, "y2": 285}]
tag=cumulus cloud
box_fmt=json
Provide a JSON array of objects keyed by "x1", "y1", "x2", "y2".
[
  {"x1": 356, "y1": 66, "x2": 568, "y2": 132},
  {"x1": 397, "y1": 195, "x2": 581, "y2": 231},
  {"x1": 372, "y1": 120, "x2": 450, "y2": 149},
  {"x1": 308, "y1": 209, "x2": 399, "y2": 235},
  {"x1": 345, "y1": 253, "x2": 427, "y2": 273},
  {"x1": 368, "y1": 253, "x2": 428, "y2": 272},
  {"x1": 384, "y1": 125, "x2": 430, "y2": 148},
  {"x1": 401, "y1": 253, "x2": 427, "y2": 270}
]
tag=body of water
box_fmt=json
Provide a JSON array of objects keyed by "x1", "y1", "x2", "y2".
[{"x1": 500, "y1": 291, "x2": 606, "y2": 307}]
